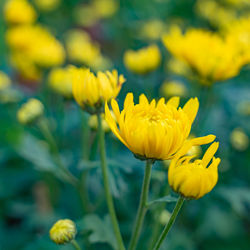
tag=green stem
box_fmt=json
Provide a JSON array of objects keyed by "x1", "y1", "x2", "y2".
[
  {"x1": 97, "y1": 113, "x2": 125, "y2": 250},
  {"x1": 71, "y1": 239, "x2": 81, "y2": 250},
  {"x1": 37, "y1": 118, "x2": 78, "y2": 186},
  {"x1": 128, "y1": 160, "x2": 153, "y2": 250},
  {"x1": 153, "y1": 196, "x2": 185, "y2": 250}
]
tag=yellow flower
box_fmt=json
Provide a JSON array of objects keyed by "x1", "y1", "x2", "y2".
[
  {"x1": 65, "y1": 30, "x2": 100, "y2": 65},
  {"x1": 168, "y1": 139, "x2": 220, "y2": 199},
  {"x1": 17, "y1": 98, "x2": 44, "y2": 125},
  {"x1": 163, "y1": 26, "x2": 247, "y2": 84},
  {"x1": 34, "y1": 0, "x2": 61, "y2": 12},
  {"x1": 139, "y1": 19, "x2": 166, "y2": 41},
  {"x1": 93, "y1": 0, "x2": 118, "y2": 18},
  {"x1": 48, "y1": 67, "x2": 73, "y2": 98},
  {"x1": 4, "y1": 0, "x2": 37, "y2": 25},
  {"x1": 105, "y1": 93, "x2": 215, "y2": 160},
  {"x1": 123, "y1": 45, "x2": 161, "y2": 74},
  {"x1": 71, "y1": 67, "x2": 125, "y2": 111},
  {"x1": 230, "y1": 128, "x2": 249, "y2": 151},
  {"x1": 224, "y1": 17, "x2": 250, "y2": 65},
  {"x1": 50, "y1": 219, "x2": 77, "y2": 245},
  {"x1": 160, "y1": 80, "x2": 187, "y2": 98},
  {"x1": 10, "y1": 52, "x2": 42, "y2": 81},
  {"x1": 0, "y1": 71, "x2": 11, "y2": 91},
  {"x1": 6, "y1": 25, "x2": 65, "y2": 68},
  {"x1": 195, "y1": 0, "x2": 236, "y2": 29}
]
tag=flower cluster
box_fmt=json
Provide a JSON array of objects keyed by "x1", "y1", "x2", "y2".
[
  {"x1": 163, "y1": 26, "x2": 249, "y2": 84},
  {"x1": 124, "y1": 45, "x2": 161, "y2": 74}
]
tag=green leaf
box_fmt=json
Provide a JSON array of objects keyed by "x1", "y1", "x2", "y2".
[
  {"x1": 147, "y1": 195, "x2": 178, "y2": 207},
  {"x1": 77, "y1": 214, "x2": 117, "y2": 249},
  {"x1": 15, "y1": 133, "x2": 72, "y2": 183}
]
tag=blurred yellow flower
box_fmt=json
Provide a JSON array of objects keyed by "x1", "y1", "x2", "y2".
[
  {"x1": 163, "y1": 26, "x2": 248, "y2": 84},
  {"x1": 224, "y1": 17, "x2": 250, "y2": 65},
  {"x1": 160, "y1": 80, "x2": 187, "y2": 97},
  {"x1": 230, "y1": 128, "x2": 249, "y2": 151},
  {"x1": 34, "y1": 0, "x2": 61, "y2": 11},
  {"x1": 105, "y1": 93, "x2": 215, "y2": 160},
  {"x1": 168, "y1": 140, "x2": 220, "y2": 199},
  {"x1": 166, "y1": 58, "x2": 191, "y2": 78},
  {"x1": 65, "y1": 30, "x2": 100, "y2": 65},
  {"x1": 10, "y1": 52, "x2": 42, "y2": 81},
  {"x1": 89, "y1": 55, "x2": 113, "y2": 72},
  {"x1": 17, "y1": 98, "x2": 44, "y2": 125},
  {"x1": 71, "y1": 67, "x2": 125, "y2": 112},
  {"x1": 50, "y1": 219, "x2": 76, "y2": 245},
  {"x1": 6, "y1": 25, "x2": 65, "y2": 69},
  {"x1": 237, "y1": 101, "x2": 250, "y2": 116},
  {"x1": 88, "y1": 114, "x2": 111, "y2": 132},
  {"x1": 4, "y1": 0, "x2": 37, "y2": 25},
  {"x1": 93, "y1": 0, "x2": 118, "y2": 18},
  {"x1": 139, "y1": 19, "x2": 166, "y2": 41},
  {"x1": 74, "y1": 4, "x2": 98, "y2": 27},
  {"x1": 124, "y1": 45, "x2": 161, "y2": 74},
  {"x1": 0, "y1": 71, "x2": 11, "y2": 91},
  {"x1": 195, "y1": 0, "x2": 236, "y2": 29},
  {"x1": 48, "y1": 67, "x2": 73, "y2": 98}
]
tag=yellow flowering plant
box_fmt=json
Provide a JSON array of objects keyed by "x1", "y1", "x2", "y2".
[
  {"x1": 4, "y1": 0, "x2": 37, "y2": 25},
  {"x1": 105, "y1": 92, "x2": 217, "y2": 250},
  {"x1": 163, "y1": 26, "x2": 248, "y2": 85},
  {"x1": 71, "y1": 67, "x2": 125, "y2": 113},
  {"x1": 124, "y1": 45, "x2": 161, "y2": 75}
]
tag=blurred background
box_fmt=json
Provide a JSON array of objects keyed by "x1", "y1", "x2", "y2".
[{"x1": 0, "y1": 0, "x2": 250, "y2": 249}]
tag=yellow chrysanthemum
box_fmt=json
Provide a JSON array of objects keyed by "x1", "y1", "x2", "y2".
[
  {"x1": 160, "y1": 80, "x2": 187, "y2": 98},
  {"x1": 71, "y1": 67, "x2": 125, "y2": 111},
  {"x1": 224, "y1": 17, "x2": 250, "y2": 65},
  {"x1": 230, "y1": 128, "x2": 249, "y2": 151},
  {"x1": 17, "y1": 98, "x2": 44, "y2": 125},
  {"x1": 50, "y1": 219, "x2": 76, "y2": 245},
  {"x1": 6, "y1": 25, "x2": 65, "y2": 68},
  {"x1": 34, "y1": 0, "x2": 61, "y2": 12},
  {"x1": 0, "y1": 71, "x2": 11, "y2": 91},
  {"x1": 65, "y1": 30, "x2": 100, "y2": 65},
  {"x1": 123, "y1": 45, "x2": 161, "y2": 74},
  {"x1": 48, "y1": 67, "x2": 73, "y2": 98},
  {"x1": 168, "y1": 139, "x2": 220, "y2": 199},
  {"x1": 139, "y1": 19, "x2": 166, "y2": 41},
  {"x1": 105, "y1": 93, "x2": 214, "y2": 160},
  {"x1": 93, "y1": 0, "x2": 118, "y2": 18},
  {"x1": 163, "y1": 26, "x2": 247, "y2": 84},
  {"x1": 4, "y1": 0, "x2": 37, "y2": 25}
]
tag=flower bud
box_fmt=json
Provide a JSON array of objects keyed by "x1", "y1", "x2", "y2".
[
  {"x1": 50, "y1": 219, "x2": 77, "y2": 245},
  {"x1": 17, "y1": 98, "x2": 44, "y2": 125}
]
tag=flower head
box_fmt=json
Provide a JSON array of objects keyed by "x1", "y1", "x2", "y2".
[
  {"x1": 71, "y1": 67, "x2": 125, "y2": 112},
  {"x1": 160, "y1": 80, "x2": 187, "y2": 98},
  {"x1": 105, "y1": 93, "x2": 214, "y2": 160},
  {"x1": 34, "y1": 0, "x2": 61, "y2": 12},
  {"x1": 50, "y1": 219, "x2": 77, "y2": 245},
  {"x1": 123, "y1": 45, "x2": 161, "y2": 74},
  {"x1": 4, "y1": 0, "x2": 37, "y2": 25},
  {"x1": 163, "y1": 26, "x2": 247, "y2": 84},
  {"x1": 17, "y1": 98, "x2": 44, "y2": 125},
  {"x1": 48, "y1": 67, "x2": 73, "y2": 98},
  {"x1": 168, "y1": 138, "x2": 220, "y2": 199},
  {"x1": 0, "y1": 71, "x2": 11, "y2": 91}
]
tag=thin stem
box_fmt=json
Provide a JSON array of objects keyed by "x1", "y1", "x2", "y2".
[
  {"x1": 71, "y1": 239, "x2": 81, "y2": 250},
  {"x1": 37, "y1": 118, "x2": 78, "y2": 186},
  {"x1": 153, "y1": 196, "x2": 185, "y2": 250},
  {"x1": 128, "y1": 160, "x2": 153, "y2": 250},
  {"x1": 97, "y1": 113, "x2": 125, "y2": 250}
]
